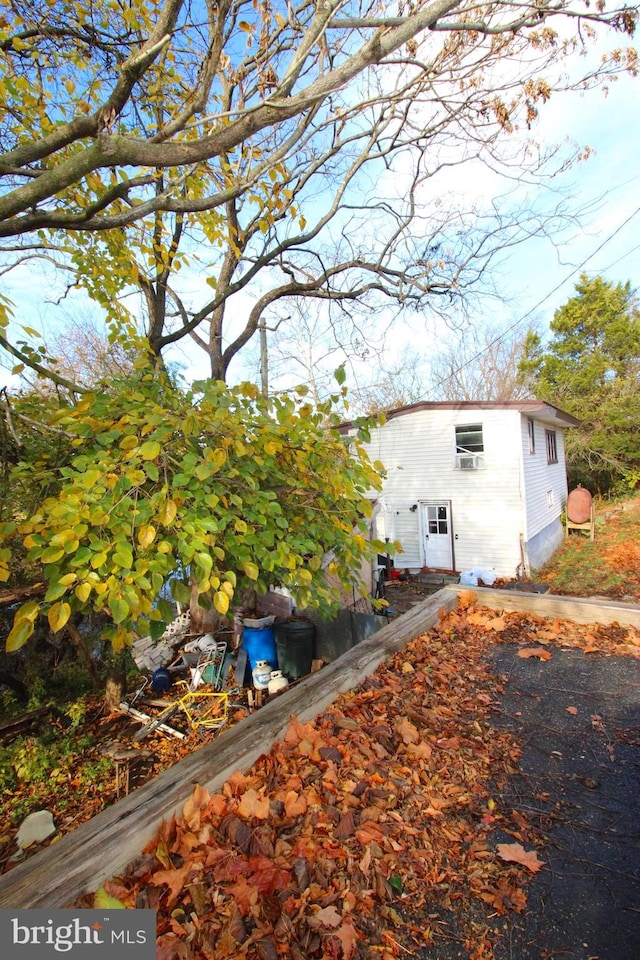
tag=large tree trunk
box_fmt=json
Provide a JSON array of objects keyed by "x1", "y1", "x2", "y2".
[
  {"x1": 189, "y1": 586, "x2": 219, "y2": 634},
  {"x1": 104, "y1": 669, "x2": 126, "y2": 712},
  {"x1": 64, "y1": 618, "x2": 100, "y2": 689}
]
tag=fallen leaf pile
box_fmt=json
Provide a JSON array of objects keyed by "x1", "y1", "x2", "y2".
[
  {"x1": 603, "y1": 538, "x2": 640, "y2": 581},
  {"x1": 85, "y1": 598, "x2": 640, "y2": 960}
]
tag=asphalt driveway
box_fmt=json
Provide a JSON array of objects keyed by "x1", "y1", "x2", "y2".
[{"x1": 489, "y1": 644, "x2": 640, "y2": 960}]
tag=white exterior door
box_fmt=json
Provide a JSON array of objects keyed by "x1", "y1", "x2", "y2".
[{"x1": 420, "y1": 501, "x2": 453, "y2": 569}]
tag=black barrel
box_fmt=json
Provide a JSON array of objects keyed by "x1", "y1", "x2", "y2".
[{"x1": 275, "y1": 619, "x2": 315, "y2": 679}]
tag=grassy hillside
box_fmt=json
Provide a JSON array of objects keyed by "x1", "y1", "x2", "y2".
[{"x1": 538, "y1": 495, "x2": 640, "y2": 602}]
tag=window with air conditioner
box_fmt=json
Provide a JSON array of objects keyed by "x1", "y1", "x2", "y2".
[{"x1": 455, "y1": 423, "x2": 484, "y2": 470}]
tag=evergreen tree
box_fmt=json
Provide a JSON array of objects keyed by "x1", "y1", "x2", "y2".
[{"x1": 519, "y1": 274, "x2": 640, "y2": 495}]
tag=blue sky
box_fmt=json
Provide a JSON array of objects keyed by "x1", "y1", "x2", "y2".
[{"x1": 491, "y1": 68, "x2": 639, "y2": 322}]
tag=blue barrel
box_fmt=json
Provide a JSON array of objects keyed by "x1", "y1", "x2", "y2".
[{"x1": 241, "y1": 626, "x2": 277, "y2": 670}]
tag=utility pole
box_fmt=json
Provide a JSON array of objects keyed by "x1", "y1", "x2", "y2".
[
  {"x1": 259, "y1": 315, "x2": 288, "y2": 398},
  {"x1": 259, "y1": 318, "x2": 268, "y2": 398}
]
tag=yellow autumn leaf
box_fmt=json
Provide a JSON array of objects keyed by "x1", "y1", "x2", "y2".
[
  {"x1": 14, "y1": 600, "x2": 41, "y2": 624},
  {"x1": 75, "y1": 582, "x2": 92, "y2": 603},
  {"x1": 6, "y1": 618, "x2": 35, "y2": 652},
  {"x1": 243, "y1": 561, "x2": 259, "y2": 581},
  {"x1": 211, "y1": 448, "x2": 227, "y2": 469},
  {"x1": 94, "y1": 887, "x2": 126, "y2": 909},
  {"x1": 48, "y1": 601, "x2": 71, "y2": 633},
  {"x1": 213, "y1": 590, "x2": 230, "y2": 615},
  {"x1": 137, "y1": 524, "x2": 157, "y2": 548},
  {"x1": 139, "y1": 440, "x2": 161, "y2": 461},
  {"x1": 159, "y1": 499, "x2": 177, "y2": 525},
  {"x1": 58, "y1": 572, "x2": 78, "y2": 586}
]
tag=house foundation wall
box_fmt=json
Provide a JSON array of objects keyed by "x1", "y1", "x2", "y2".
[{"x1": 525, "y1": 517, "x2": 564, "y2": 572}]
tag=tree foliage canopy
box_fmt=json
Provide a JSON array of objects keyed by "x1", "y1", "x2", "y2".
[
  {"x1": 1, "y1": 0, "x2": 634, "y2": 234},
  {"x1": 0, "y1": 371, "x2": 386, "y2": 651},
  {"x1": 519, "y1": 273, "x2": 640, "y2": 493},
  {"x1": 0, "y1": 0, "x2": 637, "y2": 377}
]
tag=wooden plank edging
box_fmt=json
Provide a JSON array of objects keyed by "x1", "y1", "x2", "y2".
[
  {"x1": 0, "y1": 585, "x2": 637, "y2": 909},
  {"x1": 459, "y1": 585, "x2": 640, "y2": 628}
]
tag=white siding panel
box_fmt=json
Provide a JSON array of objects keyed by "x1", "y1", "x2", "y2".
[
  {"x1": 520, "y1": 418, "x2": 569, "y2": 542},
  {"x1": 363, "y1": 408, "x2": 531, "y2": 578}
]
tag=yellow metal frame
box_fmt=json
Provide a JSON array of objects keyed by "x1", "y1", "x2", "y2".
[{"x1": 178, "y1": 691, "x2": 229, "y2": 732}]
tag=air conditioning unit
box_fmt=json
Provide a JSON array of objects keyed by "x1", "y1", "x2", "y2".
[{"x1": 458, "y1": 454, "x2": 479, "y2": 470}]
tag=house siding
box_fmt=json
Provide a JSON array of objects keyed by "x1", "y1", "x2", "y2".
[
  {"x1": 359, "y1": 405, "x2": 571, "y2": 580},
  {"x1": 363, "y1": 408, "x2": 527, "y2": 578},
  {"x1": 519, "y1": 417, "x2": 569, "y2": 571}
]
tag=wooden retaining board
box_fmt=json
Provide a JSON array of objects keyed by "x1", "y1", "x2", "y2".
[{"x1": 0, "y1": 586, "x2": 638, "y2": 909}]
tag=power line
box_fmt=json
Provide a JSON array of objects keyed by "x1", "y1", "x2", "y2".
[
  {"x1": 421, "y1": 204, "x2": 640, "y2": 401},
  {"x1": 599, "y1": 240, "x2": 640, "y2": 275}
]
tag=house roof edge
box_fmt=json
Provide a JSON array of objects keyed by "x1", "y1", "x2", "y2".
[{"x1": 339, "y1": 399, "x2": 581, "y2": 430}]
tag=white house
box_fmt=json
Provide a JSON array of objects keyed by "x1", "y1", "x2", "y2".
[{"x1": 344, "y1": 400, "x2": 580, "y2": 580}]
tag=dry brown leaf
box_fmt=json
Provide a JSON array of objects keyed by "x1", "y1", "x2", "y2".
[
  {"x1": 395, "y1": 716, "x2": 420, "y2": 744},
  {"x1": 496, "y1": 842, "x2": 545, "y2": 873},
  {"x1": 334, "y1": 921, "x2": 359, "y2": 959},
  {"x1": 174, "y1": 829, "x2": 201, "y2": 858},
  {"x1": 228, "y1": 904, "x2": 247, "y2": 943},
  {"x1": 467, "y1": 611, "x2": 491, "y2": 626},
  {"x1": 518, "y1": 647, "x2": 553, "y2": 661},
  {"x1": 182, "y1": 783, "x2": 210, "y2": 830},
  {"x1": 457, "y1": 589, "x2": 477, "y2": 606},
  {"x1": 151, "y1": 863, "x2": 193, "y2": 905},
  {"x1": 476, "y1": 879, "x2": 528, "y2": 914},
  {"x1": 284, "y1": 790, "x2": 308, "y2": 818},
  {"x1": 237, "y1": 787, "x2": 270, "y2": 820},
  {"x1": 355, "y1": 822, "x2": 385, "y2": 845},
  {"x1": 308, "y1": 905, "x2": 343, "y2": 929},
  {"x1": 407, "y1": 739, "x2": 433, "y2": 760},
  {"x1": 255, "y1": 936, "x2": 279, "y2": 960},
  {"x1": 334, "y1": 810, "x2": 356, "y2": 839},
  {"x1": 436, "y1": 735, "x2": 461, "y2": 750},
  {"x1": 156, "y1": 934, "x2": 190, "y2": 960},
  {"x1": 204, "y1": 793, "x2": 227, "y2": 819},
  {"x1": 284, "y1": 715, "x2": 321, "y2": 747},
  {"x1": 359, "y1": 847, "x2": 372, "y2": 874},
  {"x1": 96, "y1": 879, "x2": 136, "y2": 908},
  {"x1": 566, "y1": 706, "x2": 578, "y2": 716}
]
